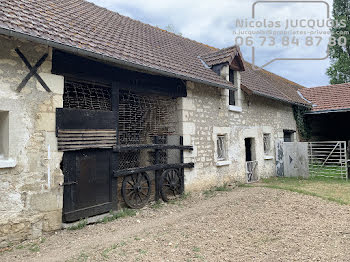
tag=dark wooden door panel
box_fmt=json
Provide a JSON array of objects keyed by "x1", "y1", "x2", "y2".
[
  {"x1": 63, "y1": 149, "x2": 114, "y2": 222},
  {"x1": 58, "y1": 106, "x2": 118, "y2": 223}
]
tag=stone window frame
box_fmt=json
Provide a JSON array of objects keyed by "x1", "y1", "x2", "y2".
[
  {"x1": 0, "y1": 110, "x2": 16, "y2": 168},
  {"x1": 263, "y1": 133, "x2": 273, "y2": 159},
  {"x1": 217, "y1": 135, "x2": 227, "y2": 161},
  {"x1": 213, "y1": 127, "x2": 231, "y2": 166},
  {"x1": 228, "y1": 70, "x2": 242, "y2": 113}
]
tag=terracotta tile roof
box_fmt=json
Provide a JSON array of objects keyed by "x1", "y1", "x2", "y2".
[
  {"x1": 241, "y1": 62, "x2": 308, "y2": 105},
  {"x1": 199, "y1": 45, "x2": 245, "y2": 71},
  {"x1": 300, "y1": 83, "x2": 350, "y2": 112},
  {"x1": 200, "y1": 46, "x2": 238, "y2": 66},
  {"x1": 0, "y1": 0, "x2": 233, "y2": 89},
  {"x1": 0, "y1": 0, "x2": 307, "y2": 105}
]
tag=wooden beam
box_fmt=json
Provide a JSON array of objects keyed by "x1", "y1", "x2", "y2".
[
  {"x1": 114, "y1": 163, "x2": 195, "y2": 177},
  {"x1": 113, "y1": 144, "x2": 193, "y2": 152}
]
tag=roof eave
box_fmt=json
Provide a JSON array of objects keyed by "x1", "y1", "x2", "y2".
[
  {"x1": 249, "y1": 90, "x2": 310, "y2": 107},
  {"x1": 306, "y1": 108, "x2": 350, "y2": 114},
  {"x1": 0, "y1": 28, "x2": 237, "y2": 91}
]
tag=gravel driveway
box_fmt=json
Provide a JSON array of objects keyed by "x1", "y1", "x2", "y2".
[{"x1": 1, "y1": 186, "x2": 350, "y2": 262}]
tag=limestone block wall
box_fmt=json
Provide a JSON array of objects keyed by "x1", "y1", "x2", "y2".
[
  {"x1": 179, "y1": 80, "x2": 298, "y2": 191},
  {"x1": 0, "y1": 35, "x2": 64, "y2": 246}
]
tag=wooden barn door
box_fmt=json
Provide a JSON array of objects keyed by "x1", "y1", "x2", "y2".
[{"x1": 57, "y1": 80, "x2": 118, "y2": 223}]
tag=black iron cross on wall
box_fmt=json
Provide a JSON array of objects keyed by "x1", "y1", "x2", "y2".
[{"x1": 15, "y1": 48, "x2": 51, "y2": 93}]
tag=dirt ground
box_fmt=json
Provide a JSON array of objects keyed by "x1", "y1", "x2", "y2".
[{"x1": 1, "y1": 186, "x2": 350, "y2": 262}]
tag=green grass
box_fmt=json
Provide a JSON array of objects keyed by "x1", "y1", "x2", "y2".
[
  {"x1": 98, "y1": 208, "x2": 137, "y2": 224},
  {"x1": 203, "y1": 183, "x2": 233, "y2": 198},
  {"x1": 28, "y1": 243, "x2": 40, "y2": 252},
  {"x1": 259, "y1": 176, "x2": 350, "y2": 205},
  {"x1": 67, "y1": 219, "x2": 87, "y2": 230},
  {"x1": 309, "y1": 164, "x2": 347, "y2": 179},
  {"x1": 151, "y1": 200, "x2": 164, "y2": 209},
  {"x1": 101, "y1": 244, "x2": 118, "y2": 259}
]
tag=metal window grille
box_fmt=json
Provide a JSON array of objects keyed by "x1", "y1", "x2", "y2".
[
  {"x1": 217, "y1": 135, "x2": 227, "y2": 161},
  {"x1": 63, "y1": 80, "x2": 112, "y2": 111},
  {"x1": 118, "y1": 91, "x2": 177, "y2": 145},
  {"x1": 118, "y1": 91, "x2": 178, "y2": 170},
  {"x1": 263, "y1": 133, "x2": 271, "y2": 155}
]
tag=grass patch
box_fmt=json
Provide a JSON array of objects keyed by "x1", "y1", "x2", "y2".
[
  {"x1": 101, "y1": 244, "x2": 118, "y2": 259},
  {"x1": 151, "y1": 200, "x2": 163, "y2": 209},
  {"x1": 259, "y1": 177, "x2": 350, "y2": 205},
  {"x1": 28, "y1": 243, "x2": 40, "y2": 252},
  {"x1": 203, "y1": 183, "x2": 233, "y2": 198},
  {"x1": 192, "y1": 247, "x2": 201, "y2": 252},
  {"x1": 68, "y1": 219, "x2": 87, "y2": 231},
  {"x1": 98, "y1": 208, "x2": 137, "y2": 224},
  {"x1": 138, "y1": 249, "x2": 147, "y2": 255}
]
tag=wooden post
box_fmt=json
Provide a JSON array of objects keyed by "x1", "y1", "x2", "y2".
[
  {"x1": 180, "y1": 136, "x2": 185, "y2": 194},
  {"x1": 154, "y1": 136, "x2": 161, "y2": 201},
  {"x1": 111, "y1": 82, "x2": 119, "y2": 210}
]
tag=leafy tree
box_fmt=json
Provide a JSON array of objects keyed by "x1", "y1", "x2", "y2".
[
  {"x1": 164, "y1": 24, "x2": 182, "y2": 36},
  {"x1": 327, "y1": 0, "x2": 350, "y2": 84}
]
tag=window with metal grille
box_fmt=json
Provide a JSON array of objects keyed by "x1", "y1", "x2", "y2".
[
  {"x1": 63, "y1": 80, "x2": 112, "y2": 111},
  {"x1": 263, "y1": 133, "x2": 271, "y2": 155},
  {"x1": 217, "y1": 135, "x2": 227, "y2": 161}
]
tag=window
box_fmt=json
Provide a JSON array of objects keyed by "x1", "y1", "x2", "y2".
[
  {"x1": 217, "y1": 135, "x2": 227, "y2": 161},
  {"x1": 263, "y1": 133, "x2": 271, "y2": 155},
  {"x1": 229, "y1": 90, "x2": 236, "y2": 106},
  {"x1": 229, "y1": 69, "x2": 236, "y2": 106},
  {"x1": 0, "y1": 111, "x2": 9, "y2": 159},
  {"x1": 228, "y1": 69, "x2": 242, "y2": 112},
  {"x1": 283, "y1": 130, "x2": 295, "y2": 142}
]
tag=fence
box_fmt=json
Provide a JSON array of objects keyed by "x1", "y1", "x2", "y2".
[{"x1": 308, "y1": 141, "x2": 348, "y2": 180}]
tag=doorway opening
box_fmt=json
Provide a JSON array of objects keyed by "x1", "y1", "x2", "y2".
[
  {"x1": 245, "y1": 138, "x2": 255, "y2": 161},
  {"x1": 245, "y1": 138, "x2": 258, "y2": 183}
]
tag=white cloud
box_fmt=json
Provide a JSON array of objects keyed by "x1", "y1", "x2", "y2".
[{"x1": 88, "y1": 0, "x2": 334, "y2": 86}]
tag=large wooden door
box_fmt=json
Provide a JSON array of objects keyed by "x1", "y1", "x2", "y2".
[{"x1": 57, "y1": 108, "x2": 117, "y2": 222}]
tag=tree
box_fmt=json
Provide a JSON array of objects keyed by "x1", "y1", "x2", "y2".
[
  {"x1": 164, "y1": 24, "x2": 182, "y2": 36},
  {"x1": 327, "y1": 0, "x2": 350, "y2": 84}
]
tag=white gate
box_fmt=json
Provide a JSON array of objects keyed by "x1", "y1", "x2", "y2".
[
  {"x1": 246, "y1": 160, "x2": 258, "y2": 183},
  {"x1": 275, "y1": 141, "x2": 309, "y2": 178},
  {"x1": 308, "y1": 141, "x2": 348, "y2": 180}
]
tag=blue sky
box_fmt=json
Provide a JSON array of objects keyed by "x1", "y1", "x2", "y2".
[{"x1": 89, "y1": 0, "x2": 334, "y2": 87}]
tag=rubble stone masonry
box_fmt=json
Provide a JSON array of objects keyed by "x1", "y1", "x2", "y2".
[
  {"x1": 0, "y1": 35, "x2": 64, "y2": 246},
  {"x1": 179, "y1": 77, "x2": 298, "y2": 191}
]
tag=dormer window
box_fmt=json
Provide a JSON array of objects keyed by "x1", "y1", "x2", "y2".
[
  {"x1": 229, "y1": 69, "x2": 236, "y2": 106},
  {"x1": 199, "y1": 46, "x2": 244, "y2": 113}
]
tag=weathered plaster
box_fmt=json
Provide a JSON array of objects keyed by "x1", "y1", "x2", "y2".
[{"x1": 0, "y1": 35, "x2": 64, "y2": 246}]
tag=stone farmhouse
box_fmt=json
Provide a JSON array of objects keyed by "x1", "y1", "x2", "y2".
[{"x1": 0, "y1": 0, "x2": 309, "y2": 245}]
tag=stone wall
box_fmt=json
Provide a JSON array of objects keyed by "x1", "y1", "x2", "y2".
[
  {"x1": 0, "y1": 35, "x2": 64, "y2": 246},
  {"x1": 179, "y1": 79, "x2": 298, "y2": 191}
]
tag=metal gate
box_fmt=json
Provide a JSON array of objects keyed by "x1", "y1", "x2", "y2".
[
  {"x1": 246, "y1": 161, "x2": 258, "y2": 183},
  {"x1": 308, "y1": 141, "x2": 348, "y2": 180}
]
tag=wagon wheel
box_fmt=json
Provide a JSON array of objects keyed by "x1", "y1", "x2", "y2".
[
  {"x1": 160, "y1": 169, "x2": 183, "y2": 202},
  {"x1": 122, "y1": 172, "x2": 151, "y2": 209}
]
